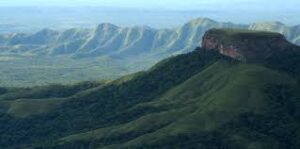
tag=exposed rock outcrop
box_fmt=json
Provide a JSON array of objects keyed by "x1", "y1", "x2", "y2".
[{"x1": 202, "y1": 29, "x2": 300, "y2": 63}]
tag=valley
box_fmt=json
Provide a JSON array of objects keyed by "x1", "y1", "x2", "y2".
[{"x1": 1, "y1": 18, "x2": 300, "y2": 87}]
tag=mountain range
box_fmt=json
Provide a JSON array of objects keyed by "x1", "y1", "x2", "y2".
[
  {"x1": 1, "y1": 18, "x2": 300, "y2": 58},
  {"x1": 0, "y1": 28, "x2": 299, "y2": 148},
  {"x1": 0, "y1": 18, "x2": 300, "y2": 87}
]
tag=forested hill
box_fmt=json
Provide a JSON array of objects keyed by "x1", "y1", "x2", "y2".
[{"x1": 0, "y1": 29, "x2": 300, "y2": 148}]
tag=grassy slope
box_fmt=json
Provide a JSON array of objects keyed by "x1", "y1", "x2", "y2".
[
  {"x1": 121, "y1": 62, "x2": 300, "y2": 148},
  {"x1": 0, "y1": 49, "x2": 299, "y2": 148},
  {"x1": 55, "y1": 60, "x2": 300, "y2": 149},
  {"x1": 31, "y1": 58, "x2": 296, "y2": 149},
  {"x1": 0, "y1": 49, "x2": 223, "y2": 148}
]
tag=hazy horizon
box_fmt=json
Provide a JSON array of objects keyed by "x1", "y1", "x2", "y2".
[
  {"x1": 0, "y1": 0, "x2": 299, "y2": 33},
  {"x1": 0, "y1": 0, "x2": 299, "y2": 11}
]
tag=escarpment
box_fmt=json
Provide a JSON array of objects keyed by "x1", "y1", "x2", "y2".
[{"x1": 201, "y1": 29, "x2": 300, "y2": 63}]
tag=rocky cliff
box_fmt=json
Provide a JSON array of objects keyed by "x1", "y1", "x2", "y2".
[{"x1": 202, "y1": 29, "x2": 300, "y2": 63}]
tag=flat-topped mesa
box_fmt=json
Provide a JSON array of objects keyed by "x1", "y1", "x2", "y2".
[{"x1": 201, "y1": 28, "x2": 295, "y2": 62}]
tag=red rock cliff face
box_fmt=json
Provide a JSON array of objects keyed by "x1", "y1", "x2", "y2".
[
  {"x1": 202, "y1": 35, "x2": 243, "y2": 60},
  {"x1": 201, "y1": 29, "x2": 289, "y2": 62}
]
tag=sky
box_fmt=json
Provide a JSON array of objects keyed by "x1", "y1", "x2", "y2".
[
  {"x1": 0, "y1": 0, "x2": 299, "y2": 11},
  {"x1": 0, "y1": 0, "x2": 299, "y2": 32}
]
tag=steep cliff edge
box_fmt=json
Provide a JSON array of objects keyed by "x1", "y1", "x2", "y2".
[{"x1": 202, "y1": 29, "x2": 300, "y2": 63}]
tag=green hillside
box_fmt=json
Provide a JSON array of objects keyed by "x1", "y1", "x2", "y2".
[
  {"x1": 0, "y1": 49, "x2": 223, "y2": 148},
  {"x1": 0, "y1": 44, "x2": 299, "y2": 149},
  {"x1": 53, "y1": 58, "x2": 300, "y2": 149}
]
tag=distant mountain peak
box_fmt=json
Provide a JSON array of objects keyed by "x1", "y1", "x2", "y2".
[
  {"x1": 192, "y1": 17, "x2": 217, "y2": 23},
  {"x1": 253, "y1": 21, "x2": 285, "y2": 26},
  {"x1": 187, "y1": 17, "x2": 218, "y2": 27},
  {"x1": 248, "y1": 21, "x2": 288, "y2": 33},
  {"x1": 137, "y1": 25, "x2": 155, "y2": 30},
  {"x1": 34, "y1": 28, "x2": 58, "y2": 36},
  {"x1": 95, "y1": 23, "x2": 119, "y2": 32}
]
